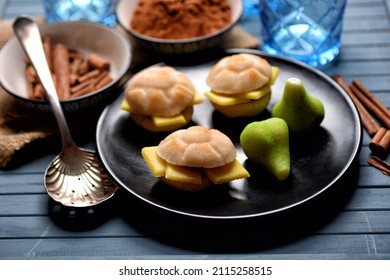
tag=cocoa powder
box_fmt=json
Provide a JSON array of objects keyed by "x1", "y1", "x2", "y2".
[{"x1": 130, "y1": 0, "x2": 232, "y2": 40}]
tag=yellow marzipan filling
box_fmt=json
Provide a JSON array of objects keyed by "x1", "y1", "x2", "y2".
[
  {"x1": 141, "y1": 146, "x2": 249, "y2": 186},
  {"x1": 152, "y1": 114, "x2": 187, "y2": 127},
  {"x1": 205, "y1": 159, "x2": 250, "y2": 184},
  {"x1": 270, "y1": 66, "x2": 279, "y2": 85},
  {"x1": 204, "y1": 66, "x2": 279, "y2": 107},
  {"x1": 121, "y1": 90, "x2": 203, "y2": 127},
  {"x1": 204, "y1": 86, "x2": 271, "y2": 106},
  {"x1": 165, "y1": 163, "x2": 202, "y2": 185},
  {"x1": 141, "y1": 146, "x2": 166, "y2": 177}
]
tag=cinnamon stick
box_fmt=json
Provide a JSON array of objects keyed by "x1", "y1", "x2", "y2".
[
  {"x1": 70, "y1": 79, "x2": 94, "y2": 94},
  {"x1": 92, "y1": 71, "x2": 108, "y2": 85},
  {"x1": 25, "y1": 65, "x2": 36, "y2": 83},
  {"x1": 78, "y1": 69, "x2": 101, "y2": 83},
  {"x1": 25, "y1": 65, "x2": 36, "y2": 99},
  {"x1": 350, "y1": 83, "x2": 390, "y2": 129},
  {"x1": 88, "y1": 54, "x2": 110, "y2": 71},
  {"x1": 368, "y1": 156, "x2": 390, "y2": 176},
  {"x1": 24, "y1": 36, "x2": 114, "y2": 100},
  {"x1": 72, "y1": 83, "x2": 95, "y2": 98},
  {"x1": 70, "y1": 70, "x2": 112, "y2": 95},
  {"x1": 78, "y1": 60, "x2": 90, "y2": 76},
  {"x1": 51, "y1": 73, "x2": 57, "y2": 94},
  {"x1": 332, "y1": 75, "x2": 390, "y2": 176},
  {"x1": 369, "y1": 127, "x2": 390, "y2": 158},
  {"x1": 69, "y1": 73, "x2": 78, "y2": 86},
  {"x1": 42, "y1": 35, "x2": 52, "y2": 71},
  {"x1": 53, "y1": 43, "x2": 70, "y2": 100},
  {"x1": 33, "y1": 83, "x2": 44, "y2": 100},
  {"x1": 69, "y1": 56, "x2": 82, "y2": 76},
  {"x1": 352, "y1": 80, "x2": 390, "y2": 125},
  {"x1": 26, "y1": 79, "x2": 34, "y2": 99},
  {"x1": 332, "y1": 75, "x2": 380, "y2": 136},
  {"x1": 93, "y1": 71, "x2": 113, "y2": 89}
]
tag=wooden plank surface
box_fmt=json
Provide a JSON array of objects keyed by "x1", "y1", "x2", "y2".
[
  {"x1": 1, "y1": 209, "x2": 390, "y2": 239},
  {"x1": 0, "y1": 0, "x2": 389, "y2": 260},
  {"x1": 1, "y1": 0, "x2": 44, "y2": 19},
  {"x1": 0, "y1": 235, "x2": 389, "y2": 259},
  {"x1": 1, "y1": 187, "x2": 390, "y2": 216}
]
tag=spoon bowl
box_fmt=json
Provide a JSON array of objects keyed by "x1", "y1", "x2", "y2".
[
  {"x1": 45, "y1": 146, "x2": 117, "y2": 207},
  {"x1": 13, "y1": 16, "x2": 118, "y2": 207}
]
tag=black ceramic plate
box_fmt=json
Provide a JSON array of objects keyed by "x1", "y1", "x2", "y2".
[{"x1": 96, "y1": 49, "x2": 362, "y2": 220}]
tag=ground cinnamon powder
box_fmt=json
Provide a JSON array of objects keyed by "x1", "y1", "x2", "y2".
[{"x1": 130, "y1": 0, "x2": 232, "y2": 40}]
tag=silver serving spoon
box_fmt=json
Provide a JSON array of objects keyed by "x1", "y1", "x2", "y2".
[{"x1": 13, "y1": 16, "x2": 118, "y2": 207}]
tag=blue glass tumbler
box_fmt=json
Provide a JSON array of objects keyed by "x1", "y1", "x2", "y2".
[
  {"x1": 243, "y1": 0, "x2": 260, "y2": 16},
  {"x1": 43, "y1": 0, "x2": 118, "y2": 27},
  {"x1": 260, "y1": 0, "x2": 347, "y2": 68}
]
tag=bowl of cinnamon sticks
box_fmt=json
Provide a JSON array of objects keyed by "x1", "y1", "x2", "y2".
[
  {"x1": 116, "y1": 0, "x2": 242, "y2": 55},
  {"x1": 0, "y1": 21, "x2": 132, "y2": 113}
]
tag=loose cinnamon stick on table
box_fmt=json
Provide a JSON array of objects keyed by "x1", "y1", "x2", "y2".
[
  {"x1": 333, "y1": 75, "x2": 390, "y2": 176},
  {"x1": 332, "y1": 74, "x2": 380, "y2": 136},
  {"x1": 350, "y1": 82, "x2": 390, "y2": 129},
  {"x1": 352, "y1": 80, "x2": 390, "y2": 123},
  {"x1": 368, "y1": 156, "x2": 390, "y2": 176},
  {"x1": 369, "y1": 127, "x2": 390, "y2": 158}
]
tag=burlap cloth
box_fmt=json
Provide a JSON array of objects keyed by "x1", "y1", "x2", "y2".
[{"x1": 0, "y1": 17, "x2": 260, "y2": 169}]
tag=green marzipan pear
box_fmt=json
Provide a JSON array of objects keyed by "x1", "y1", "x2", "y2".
[
  {"x1": 240, "y1": 117, "x2": 290, "y2": 181},
  {"x1": 271, "y1": 78, "x2": 325, "y2": 134}
]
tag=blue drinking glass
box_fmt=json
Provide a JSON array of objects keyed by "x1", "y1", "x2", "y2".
[
  {"x1": 243, "y1": 0, "x2": 260, "y2": 16},
  {"x1": 259, "y1": 0, "x2": 347, "y2": 68},
  {"x1": 43, "y1": 0, "x2": 118, "y2": 27}
]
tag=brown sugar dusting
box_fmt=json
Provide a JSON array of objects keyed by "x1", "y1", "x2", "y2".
[{"x1": 130, "y1": 0, "x2": 232, "y2": 40}]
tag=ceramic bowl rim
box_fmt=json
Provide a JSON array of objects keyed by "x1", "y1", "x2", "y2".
[{"x1": 116, "y1": 0, "x2": 243, "y2": 44}]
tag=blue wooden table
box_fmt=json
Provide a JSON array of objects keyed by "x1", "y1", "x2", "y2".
[{"x1": 0, "y1": 0, "x2": 389, "y2": 260}]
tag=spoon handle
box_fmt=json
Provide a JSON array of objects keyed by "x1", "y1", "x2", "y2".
[{"x1": 13, "y1": 16, "x2": 76, "y2": 150}]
